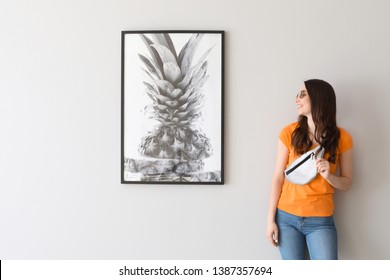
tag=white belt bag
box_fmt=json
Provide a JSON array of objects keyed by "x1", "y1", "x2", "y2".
[{"x1": 284, "y1": 146, "x2": 325, "y2": 185}]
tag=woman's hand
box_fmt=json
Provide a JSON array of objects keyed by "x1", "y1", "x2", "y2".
[
  {"x1": 317, "y1": 149, "x2": 353, "y2": 191},
  {"x1": 316, "y1": 158, "x2": 331, "y2": 180},
  {"x1": 267, "y1": 221, "x2": 279, "y2": 247}
]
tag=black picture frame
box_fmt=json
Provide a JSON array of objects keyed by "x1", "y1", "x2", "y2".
[{"x1": 121, "y1": 30, "x2": 224, "y2": 184}]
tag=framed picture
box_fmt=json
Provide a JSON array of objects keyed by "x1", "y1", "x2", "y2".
[{"x1": 121, "y1": 30, "x2": 224, "y2": 184}]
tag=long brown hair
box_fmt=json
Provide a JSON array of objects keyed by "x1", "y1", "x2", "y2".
[{"x1": 291, "y1": 79, "x2": 340, "y2": 163}]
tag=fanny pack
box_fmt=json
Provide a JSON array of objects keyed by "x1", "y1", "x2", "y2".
[{"x1": 284, "y1": 145, "x2": 324, "y2": 185}]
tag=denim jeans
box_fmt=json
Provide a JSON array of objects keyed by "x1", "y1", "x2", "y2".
[{"x1": 275, "y1": 209, "x2": 338, "y2": 260}]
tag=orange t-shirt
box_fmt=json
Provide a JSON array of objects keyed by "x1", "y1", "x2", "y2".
[{"x1": 277, "y1": 122, "x2": 353, "y2": 217}]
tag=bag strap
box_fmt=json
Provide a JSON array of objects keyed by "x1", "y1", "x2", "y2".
[{"x1": 314, "y1": 146, "x2": 324, "y2": 158}]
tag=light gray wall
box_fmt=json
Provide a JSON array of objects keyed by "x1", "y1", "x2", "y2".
[{"x1": 1, "y1": 0, "x2": 389, "y2": 259}]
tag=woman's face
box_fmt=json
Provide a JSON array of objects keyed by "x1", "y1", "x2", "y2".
[{"x1": 295, "y1": 85, "x2": 311, "y2": 116}]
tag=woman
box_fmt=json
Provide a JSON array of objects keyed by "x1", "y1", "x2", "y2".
[{"x1": 266, "y1": 79, "x2": 353, "y2": 260}]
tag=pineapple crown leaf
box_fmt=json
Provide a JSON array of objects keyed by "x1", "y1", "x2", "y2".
[
  {"x1": 142, "y1": 81, "x2": 156, "y2": 92},
  {"x1": 187, "y1": 62, "x2": 208, "y2": 90},
  {"x1": 178, "y1": 34, "x2": 204, "y2": 77},
  {"x1": 140, "y1": 33, "x2": 213, "y2": 86},
  {"x1": 150, "y1": 34, "x2": 178, "y2": 63},
  {"x1": 150, "y1": 43, "x2": 183, "y2": 85},
  {"x1": 141, "y1": 68, "x2": 156, "y2": 83},
  {"x1": 196, "y1": 43, "x2": 216, "y2": 66},
  {"x1": 139, "y1": 34, "x2": 163, "y2": 73},
  {"x1": 151, "y1": 44, "x2": 178, "y2": 66},
  {"x1": 138, "y1": 33, "x2": 215, "y2": 129},
  {"x1": 139, "y1": 54, "x2": 163, "y2": 79},
  {"x1": 163, "y1": 34, "x2": 178, "y2": 61},
  {"x1": 176, "y1": 60, "x2": 208, "y2": 90},
  {"x1": 178, "y1": 34, "x2": 201, "y2": 65}
]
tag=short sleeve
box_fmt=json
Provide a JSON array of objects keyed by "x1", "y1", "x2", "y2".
[
  {"x1": 338, "y1": 127, "x2": 353, "y2": 154},
  {"x1": 279, "y1": 123, "x2": 297, "y2": 148}
]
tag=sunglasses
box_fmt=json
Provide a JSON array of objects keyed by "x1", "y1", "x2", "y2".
[{"x1": 296, "y1": 90, "x2": 308, "y2": 99}]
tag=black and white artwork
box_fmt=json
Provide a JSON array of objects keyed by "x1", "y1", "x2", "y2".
[{"x1": 121, "y1": 30, "x2": 224, "y2": 184}]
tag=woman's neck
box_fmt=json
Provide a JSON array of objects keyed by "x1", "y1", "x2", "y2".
[{"x1": 306, "y1": 115, "x2": 315, "y2": 134}]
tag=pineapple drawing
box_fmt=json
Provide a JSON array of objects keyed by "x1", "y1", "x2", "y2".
[{"x1": 138, "y1": 33, "x2": 214, "y2": 162}]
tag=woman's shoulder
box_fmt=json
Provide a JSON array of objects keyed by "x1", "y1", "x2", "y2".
[
  {"x1": 279, "y1": 122, "x2": 298, "y2": 146},
  {"x1": 337, "y1": 126, "x2": 353, "y2": 152},
  {"x1": 338, "y1": 126, "x2": 353, "y2": 139},
  {"x1": 281, "y1": 122, "x2": 299, "y2": 133}
]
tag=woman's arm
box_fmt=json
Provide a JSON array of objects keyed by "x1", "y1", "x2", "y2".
[
  {"x1": 316, "y1": 148, "x2": 353, "y2": 191},
  {"x1": 266, "y1": 140, "x2": 289, "y2": 246}
]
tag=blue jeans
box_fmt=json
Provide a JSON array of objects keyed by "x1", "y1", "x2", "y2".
[{"x1": 275, "y1": 209, "x2": 338, "y2": 260}]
